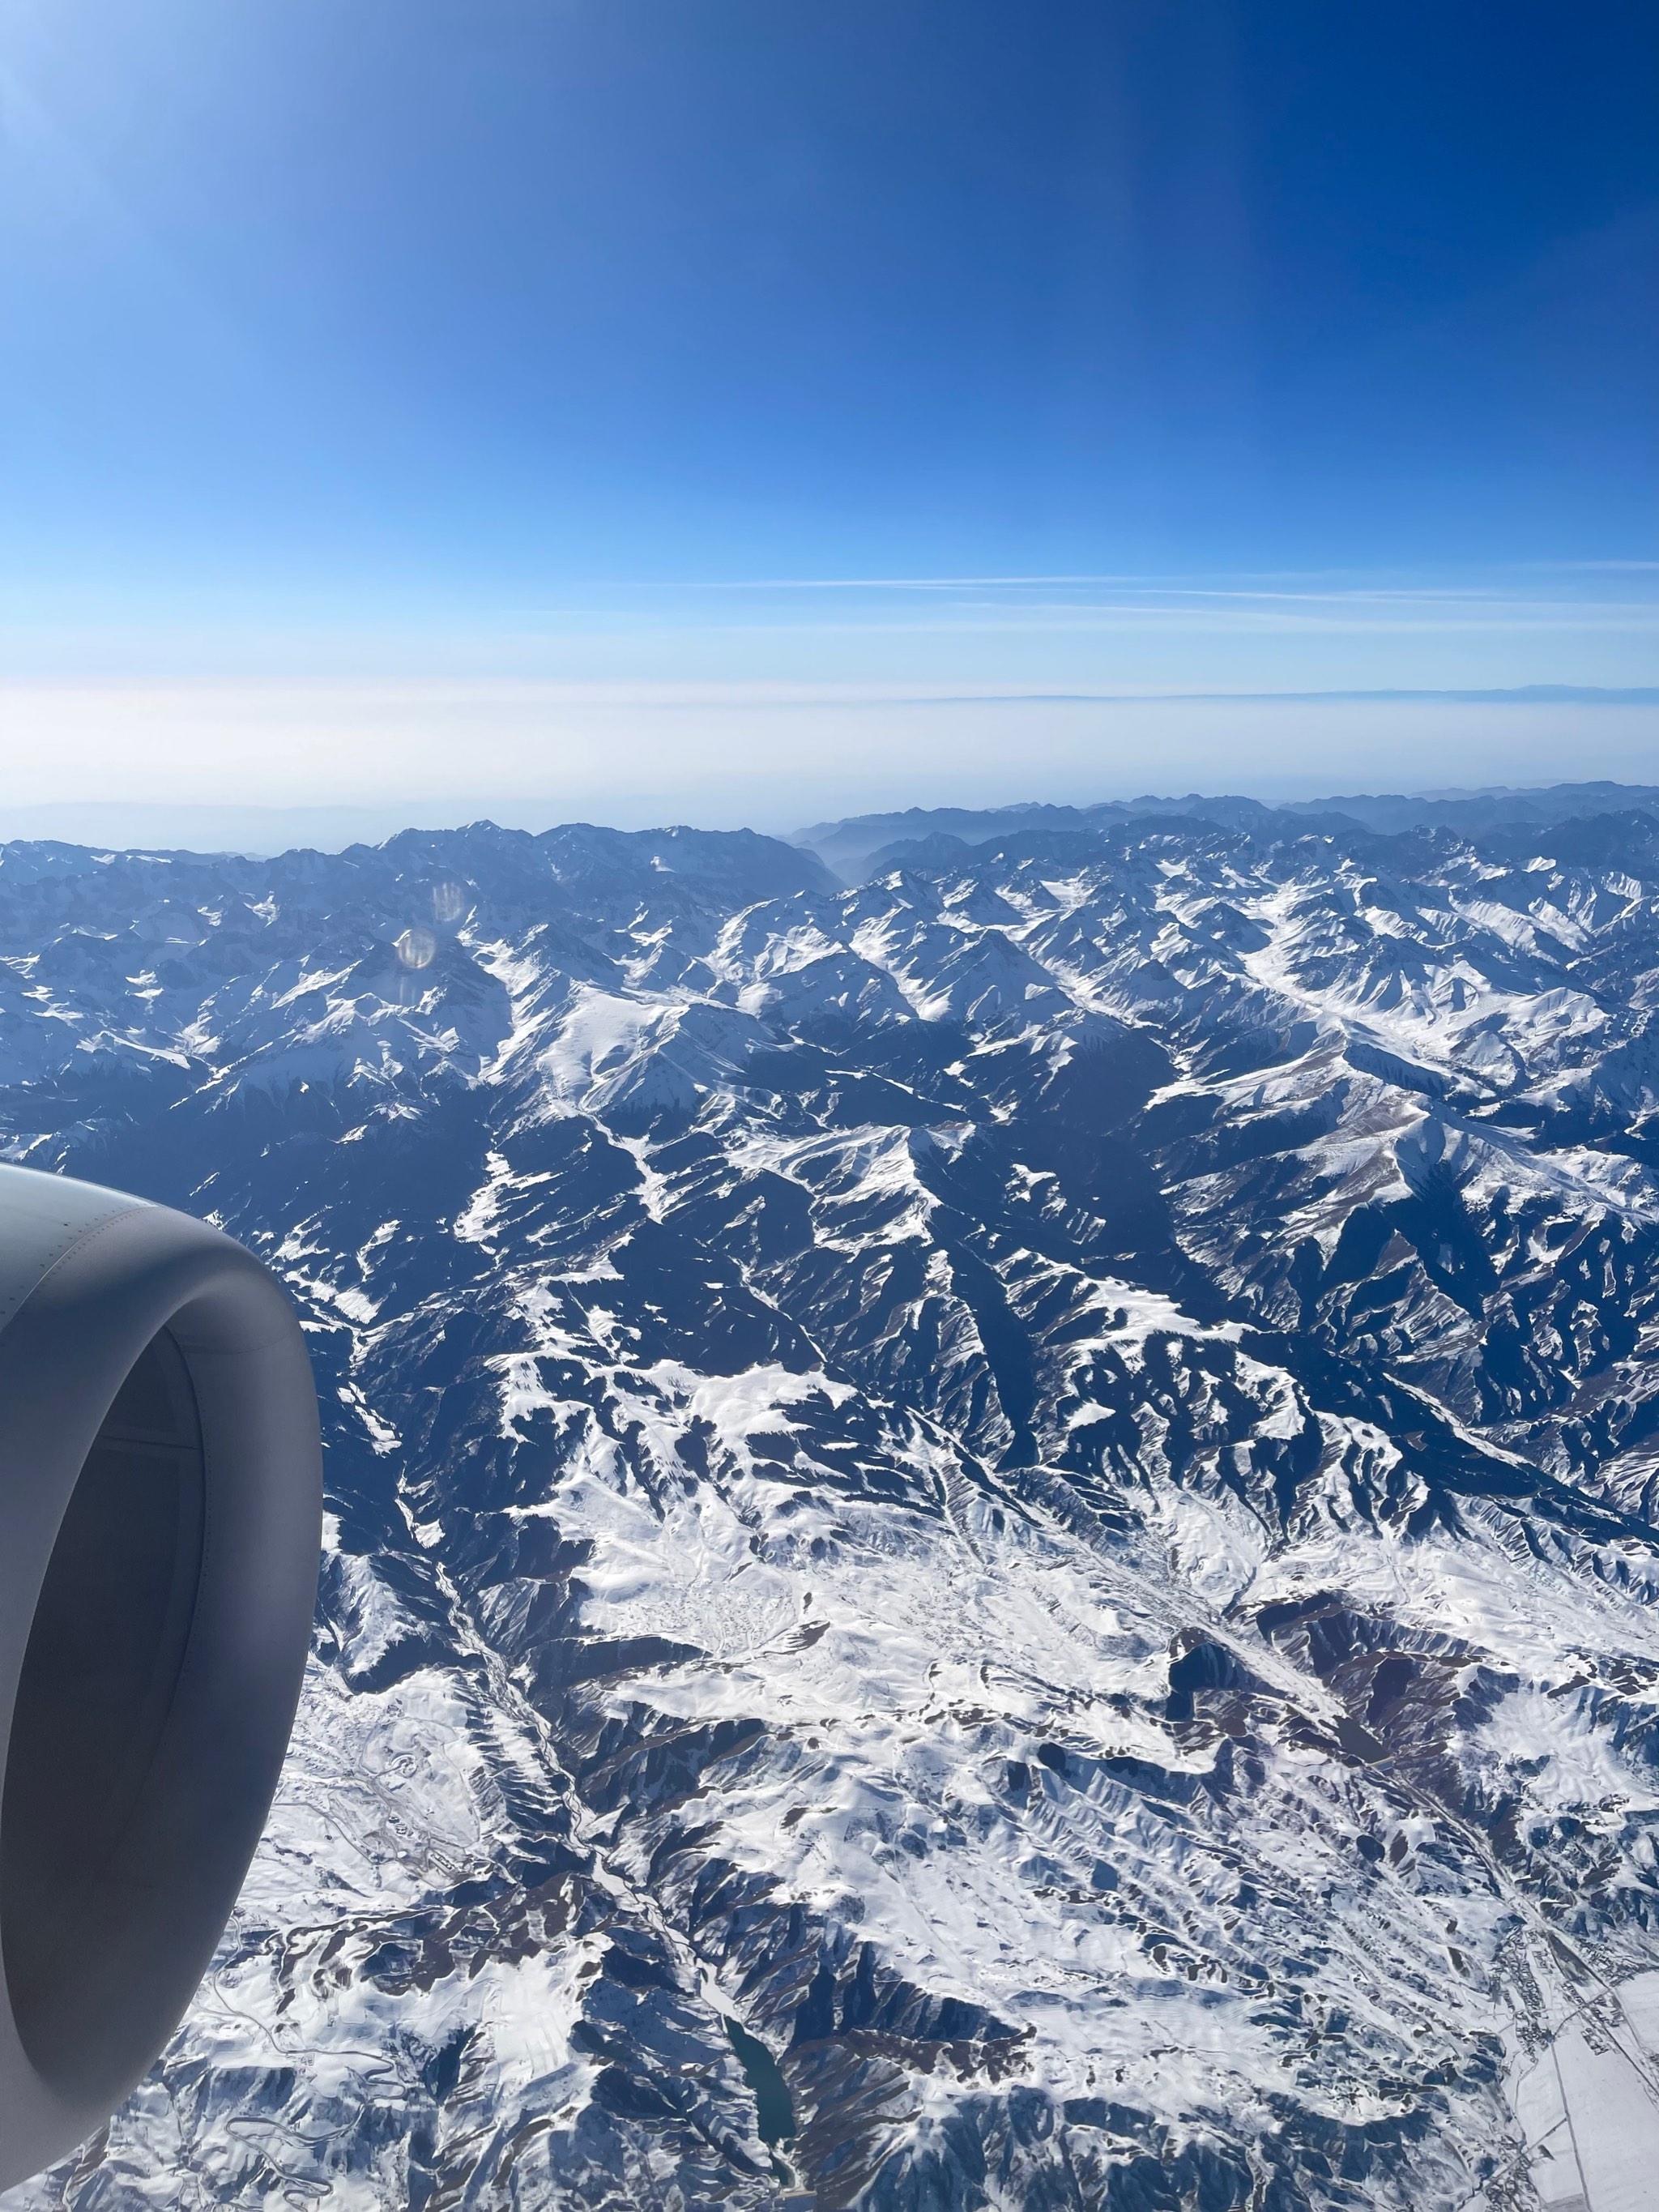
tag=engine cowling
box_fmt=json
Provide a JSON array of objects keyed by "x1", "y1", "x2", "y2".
[{"x1": 0, "y1": 1164, "x2": 321, "y2": 2188}]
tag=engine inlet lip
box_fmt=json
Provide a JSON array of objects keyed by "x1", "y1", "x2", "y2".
[{"x1": 0, "y1": 1175, "x2": 321, "y2": 2187}]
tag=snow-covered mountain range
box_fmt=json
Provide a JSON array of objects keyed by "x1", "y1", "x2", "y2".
[{"x1": 9, "y1": 788, "x2": 1659, "y2": 2209}]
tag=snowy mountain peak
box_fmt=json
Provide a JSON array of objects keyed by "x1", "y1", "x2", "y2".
[{"x1": 9, "y1": 795, "x2": 1659, "y2": 2208}]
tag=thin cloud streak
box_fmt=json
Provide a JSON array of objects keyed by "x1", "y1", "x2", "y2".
[{"x1": 592, "y1": 566, "x2": 1659, "y2": 599}]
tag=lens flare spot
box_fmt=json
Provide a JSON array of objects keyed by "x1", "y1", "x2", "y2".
[{"x1": 395, "y1": 926, "x2": 437, "y2": 971}]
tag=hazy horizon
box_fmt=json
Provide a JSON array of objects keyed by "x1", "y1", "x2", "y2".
[{"x1": 4, "y1": 749, "x2": 1659, "y2": 862}]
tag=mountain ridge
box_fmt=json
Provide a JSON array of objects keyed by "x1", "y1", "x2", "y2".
[
  {"x1": 6, "y1": 799, "x2": 1659, "y2": 2206},
  {"x1": 793, "y1": 780, "x2": 1659, "y2": 882}
]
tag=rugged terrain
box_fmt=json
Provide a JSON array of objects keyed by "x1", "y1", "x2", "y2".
[{"x1": 8, "y1": 788, "x2": 1659, "y2": 2207}]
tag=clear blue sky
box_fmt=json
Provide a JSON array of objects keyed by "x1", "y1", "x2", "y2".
[{"x1": 0, "y1": 0, "x2": 1655, "y2": 830}]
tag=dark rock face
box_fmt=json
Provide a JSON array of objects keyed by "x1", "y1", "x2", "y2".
[{"x1": 6, "y1": 803, "x2": 1659, "y2": 2206}]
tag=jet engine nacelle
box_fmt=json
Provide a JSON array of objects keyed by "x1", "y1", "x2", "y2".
[{"x1": 0, "y1": 1165, "x2": 321, "y2": 2187}]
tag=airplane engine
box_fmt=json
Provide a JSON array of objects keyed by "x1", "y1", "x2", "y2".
[{"x1": 0, "y1": 1165, "x2": 322, "y2": 2187}]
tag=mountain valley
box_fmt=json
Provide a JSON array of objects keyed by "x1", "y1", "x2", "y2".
[{"x1": 6, "y1": 789, "x2": 1659, "y2": 2208}]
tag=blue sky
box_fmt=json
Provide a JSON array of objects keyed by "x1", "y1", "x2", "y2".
[{"x1": 1, "y1": 0, "x2": 1655, "y2": 831}]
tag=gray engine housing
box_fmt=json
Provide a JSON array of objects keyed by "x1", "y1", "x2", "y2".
[{"x1": 0, "y1": 1166, "x2": 322, "y2": 2187}]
